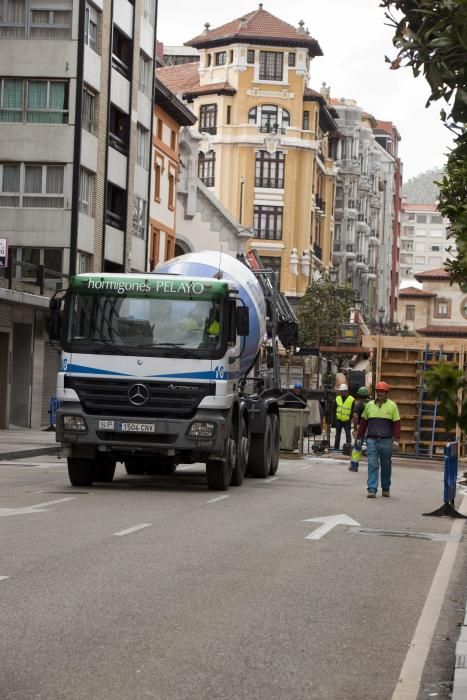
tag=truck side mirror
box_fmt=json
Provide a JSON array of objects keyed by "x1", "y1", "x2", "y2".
[
  {"x1": 48, "y1": 297, "x2": 63, "y2": 341},
  {"x1": 236, "y1": 307, "x2": 249, "y2": 336}
]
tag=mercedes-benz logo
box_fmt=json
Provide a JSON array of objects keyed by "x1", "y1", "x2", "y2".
[{"x1": 128, "y1": 383, "x2": 150, "y2": 406}]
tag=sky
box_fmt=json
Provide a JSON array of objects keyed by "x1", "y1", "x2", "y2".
[{"x1": 157, "y1": 0, "x2": 455, "y2": 182}]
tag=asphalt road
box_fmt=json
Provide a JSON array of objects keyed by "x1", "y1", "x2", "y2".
[{"x1": 0, "y1": 454, "x2": 466, "y2": 700}]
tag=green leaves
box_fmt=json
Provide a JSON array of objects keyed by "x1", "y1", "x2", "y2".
[
  {"x1": 296, "y1": 274, "x2": 354, "y2": 347},
  {"x1": 425, "y1": 363, "x2": 466, "y2": 432}
]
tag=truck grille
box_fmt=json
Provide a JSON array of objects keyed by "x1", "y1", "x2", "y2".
[{"x1": 64, "y1": 377, "x2": 214, "y2": 419}]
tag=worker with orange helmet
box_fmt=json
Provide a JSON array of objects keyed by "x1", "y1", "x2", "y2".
[{"x1": 356, "y1": 381, "x2": 400, "y2": 498}]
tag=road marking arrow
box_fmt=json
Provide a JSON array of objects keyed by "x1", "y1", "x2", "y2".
[
  {"x1": 0, "y1": 497, "x2": 75, "y2": 517},
  {"x1": 302, "y1": 514, "x2": 361, "y2": 540}
]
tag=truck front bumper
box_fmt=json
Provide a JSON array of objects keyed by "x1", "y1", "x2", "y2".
[{"x1": 56, "y1": 404, "x2": 229, "y2": 460}]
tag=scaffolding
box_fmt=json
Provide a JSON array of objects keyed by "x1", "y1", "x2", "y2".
[{"x1": 415, "y1": 345, "x2": 443, "y2": 457}]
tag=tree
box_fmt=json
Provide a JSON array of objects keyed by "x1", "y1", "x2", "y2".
[
  {"x1": 381, "y1": 1, "x2": 467, "y2": 434},
  {"x1": 296, "y1": 273, "x2": 354, "y2": 347}
]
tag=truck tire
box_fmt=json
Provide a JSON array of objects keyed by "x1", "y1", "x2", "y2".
[
  {"x1": 94, "y1": 457, "x2": 116, "y2": 483},
  {"x1": 230, "y1": 419, "x2": 248, "y2": 487},
  {"x1": 206, "y1": 459, "x2": 230, "y2": 491},
  {"x1": 68, "y1": 458, "x2": 94, "y2": 487},
  {"x1": 269, "y1": 414, "x2": 280, "y2": 476},
  {"x1": 247, "y1": 414, "x2": 272, "y2": 478},
  {"x1": 124, "y1": 459, "x2": 145, "y2": 475}
]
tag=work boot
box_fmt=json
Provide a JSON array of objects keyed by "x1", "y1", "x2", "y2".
[
  {"x1": 367, "y1": 490, "x2": 376, "y2": 498},
  {"x1": 382, "y1": 489, "x2": 390, "y2": 497}
]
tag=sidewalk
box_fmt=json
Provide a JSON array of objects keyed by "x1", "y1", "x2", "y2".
[{"x1": 0, "y1": 426, "x2": 58, "y2": 461}]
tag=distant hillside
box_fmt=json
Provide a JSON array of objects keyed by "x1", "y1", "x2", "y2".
[{"x1": 402, "y1": 168, "x2": 444, "y2": 204}]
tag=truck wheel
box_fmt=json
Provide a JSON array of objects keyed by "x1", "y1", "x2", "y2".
[
  {"x1": 206, "y1": 459, "x2": 230, "y2": 490},
  {"x1": 269, "y1": 414, "x2": 280, "y2": 476},
  {"x1": 94, "y1": 457, "x2": 116, "y2": 483},
  {"x1": 230, "y1": 419, "x2": 248, "y2": 486},
  {"x1": 124, "y1": 460, "x2": 145, "y2": 475},
  {"x1": 247, "y1": 415, "x2": 272, "y2": 478},
  {"x1": 68, "y1": 458, "x2": 94, "y2": 487}
]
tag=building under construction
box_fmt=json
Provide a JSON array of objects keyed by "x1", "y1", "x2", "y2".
[{"x1": 362, "y1": 335, "x2": 465, "y2": 458}]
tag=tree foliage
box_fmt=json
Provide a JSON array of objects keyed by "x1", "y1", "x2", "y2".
[
  {"x1": 382, "y1": 0, "x2": 467, "y2": 433},
  {"x1": 296, "y1": 274, "x2": 354, "y2": 347}
]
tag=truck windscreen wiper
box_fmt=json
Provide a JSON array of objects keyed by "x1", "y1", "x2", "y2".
[{"x1": 75, "y1": 338, "x2": 129, "y2": 355}]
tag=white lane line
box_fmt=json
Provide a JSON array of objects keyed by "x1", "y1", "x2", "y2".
[
  {"x1": 262, "y1": 476, "x2": 279, "y2": 483},
  {"x1": 207, "y1": 495, "x2": 230, "y2": 504},
  {"x1": 114, "y1": 523, "x2": 152, "y2": 537},
  {"x1": 0, "y1": 576, "x2": 9, "y2": 582},
  {"x1": 0, "y1": 497, "x2": 75, "y2": 517},
  {"x1": 391, "y1": 493, "x2": 467, "y2": 700},
  {"x1": 301, "y1": 465, "x2": 313, "y2": 471}
]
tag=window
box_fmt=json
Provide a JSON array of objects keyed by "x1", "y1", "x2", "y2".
[
  {"x1": 229, "y1": 50, "x2": 233, "y2": 63},
  {"x1": 30, "y1": 8, "x2": 72, "y2": 39},
  {"x1": 154, "y1": 157, "x2": 162, "y2": 201},
  {"x1": 168, "y1": 166, "x2": 176, "y2": 210},
  {"x1": 165, "y1": 233, "x2": 175, "y2": 261},
  {"x1": 247, "y1": 49, "x2": 255, "y2": 64},
  {"x1": 430, "y1": 214, "x2": 443, "y2": 224},
  {"x1": 288, "y1": 53, "x2": 296, "y2": 67},
  {"x1": 170, "y1": 129, "x2": 176, "y2": 151},
  {"x1": 157, "y1": 118, "x2": 163, "y2": 140},
  {"x1": 226, "y1": 105, "x2": 231, "y2": 124},
  {"x1": 435, "y1": 299, "x2": 450, "y2": 318},
  {"x1": 112, "y1": 25, "x2": 132, "y2": 79},
  {"x1": 79, "y1": 168, "x2": 94, "y2": 216},
  {"x1": 0, "y1": 162, "x2": 64, "y2": 207},
  {"x1": 431, "y1": 245, "x2": 440, "y2": 251},
  {"x1": 416, "y1": 214, "x2": 427, "y2": 224},
  {"x1": 198, "y1": 150, "x2": 215, "y2": 187},
  {"x1": 132, "y1": 196, "x2": 146, "y2": 238},
  {"x1": 139, "y1": 52, "x2": 152, "y2": 96},
  {"x1": 77, "y1": 251, "x2": 92, "y2": 273},
  {"x1": 150, "y1": 226, "x2": 160, "y2": 268},
  {"x1": 199, "y1": 103, "x2": 217, "y2": 134},
  {"x1": 1, "y1": 1, "x2": 72, "y2": 39},
  {"x1": 10, "y1": 246, "x2": 63, "y2": 285},
  {"x1": 109, "y1": 104, "x2": 129, "y2": 153},
  {"x1": 405, "y1": 305, "x2": 415, "y2": 321},
  {"x1": 142, "y1": 0, "x2": 155, "y2": 25},
  {"x1": 106, "y1": 182, "x2": 126, "y2": 230},
  {"x1": 215, "y1": 51, "x2": 226, "y2": 66},
  {"x1": 407, "y1": 213, "x2": 415, "y2": 221},
  {"x1": 259, "y1": 51, "x2": 283, "y2": 81},
  {"x1": 0, "y1": 78, "x2": 68, "y2": 123},
  {"x1": 84, "y1": 2, "x2": 98, "y2": 52},
  {"x1": 253, "y1": 205, "x2": 283, "y2": 240},
  {"x1": 255, "y1": 150, "x2": 285, "y2": 188},
  {"x1": 82, "y1": 86, "x2": 95, "y2": 133},
  {"x1": 302, "y1": 111, "x2": 309, "y2": 130},
  {"x1": 401, "y1": 240, "x2": 413, "y2": 251},
  {"x1": 136, "y1": 124, "x2": 150, "y2": 169},
  {"x1": 248, "y1": 104, "x2": 290, "y2": 132}
]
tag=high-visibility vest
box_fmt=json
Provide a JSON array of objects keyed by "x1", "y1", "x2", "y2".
[{"x1": 336, "y1": 395, "x2": 354, "y2": 422}]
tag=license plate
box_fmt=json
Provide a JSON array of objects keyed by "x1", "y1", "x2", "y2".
[
  {"x1": 99, "y1": 420, "x2": 115, "y2": 430},
  {"x1": 116, "y1": 422, "x2": 155, "y2": 433}
]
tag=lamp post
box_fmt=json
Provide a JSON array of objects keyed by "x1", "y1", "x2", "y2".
[{"x1": 378, "y1": 306, "x2": 385, "y2": 335}]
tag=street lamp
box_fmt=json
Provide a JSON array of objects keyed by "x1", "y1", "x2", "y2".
[{"x1": 378, "y1": 306, "x2": 385, "y2": 334}]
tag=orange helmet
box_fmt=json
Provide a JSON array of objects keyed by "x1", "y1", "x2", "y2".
[{"x1": 375, "y1": 381, "x2": 390, "y2": 392}]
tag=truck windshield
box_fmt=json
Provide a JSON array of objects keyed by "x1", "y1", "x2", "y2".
[{"x1": 66, "y1": 294, "x2": 223, "y2": 354}]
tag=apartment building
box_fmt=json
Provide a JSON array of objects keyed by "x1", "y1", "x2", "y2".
[
  {"x1": 328, "y1": 94, "x2": 402, "y2": 324},
  {"x1": 0, "y1": 0, "x2": 156, "y2": 428},
  {"x1": 149, "y1": 78, "x2": 196, "y2": 269},
  {"x1": 400, "y1": 268, "x2": 467, "y2": 337},
  {"x1": 400, "y1": 203, "x2": 452, "y2": 283},
  {"x1": 157, "y1": 5, "x2": 339, "y2": 299}
]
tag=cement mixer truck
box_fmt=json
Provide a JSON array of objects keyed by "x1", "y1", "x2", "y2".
[{"x1": 49, "y1": 250, "x2": 297, "y2": 490}]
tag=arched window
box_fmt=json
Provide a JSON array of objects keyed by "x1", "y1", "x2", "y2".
[{"x1": 248, "y1": 105, "x2": 290, "y2": 132}]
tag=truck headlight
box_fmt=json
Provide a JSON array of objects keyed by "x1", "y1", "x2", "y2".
[
  {"x1": 186, "y1": 421, "x2": 216, "y2": 440},
  {"x1": 62, "y1": 415, "x2": 88, "y2": 432}
]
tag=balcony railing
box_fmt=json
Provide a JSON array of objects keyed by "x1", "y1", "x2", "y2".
[
  {"x1": 199, "y1": 126, "x2": 217, "y2": 135},
  {"x1": 106, "y1": 210, "x2": 125, "y2": 230},
  {"x1": 258, "y1": 124, "x2": 286, "y2": 134},
  {"x1": 200, "y1": 177, "x2": 215, "y2": 187},
  {"x1": 255, "y1": 177, "x2": 284, "y2": 189},
  {"x1": 315, "y1": 194, "x2": 326, "y2": 212}
]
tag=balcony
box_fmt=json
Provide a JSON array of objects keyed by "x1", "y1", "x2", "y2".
[
  {"x1": 199, "y1": 126, "x2": 217, "y2": 135},
  {"x1": 255, "y1": 177, "x2": 284, "y2": 189},
  {"x1": 345, "y1": 243, "x2": 356, "y2": 260},
  {"x1": 315, "y1": 194, "x2": 326, "y2": 215},
  {"x1": 258, "y1": 124, "x2": 286, "y2": 134}
]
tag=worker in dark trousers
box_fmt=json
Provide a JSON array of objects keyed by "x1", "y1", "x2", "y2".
[{"x1": 334, "y1": 383, "x2": 354, "y2": 451}]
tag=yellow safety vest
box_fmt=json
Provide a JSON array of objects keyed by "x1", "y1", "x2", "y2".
[{"x1": 336, "y1": 395, "x2": 354, "y2": 422}]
